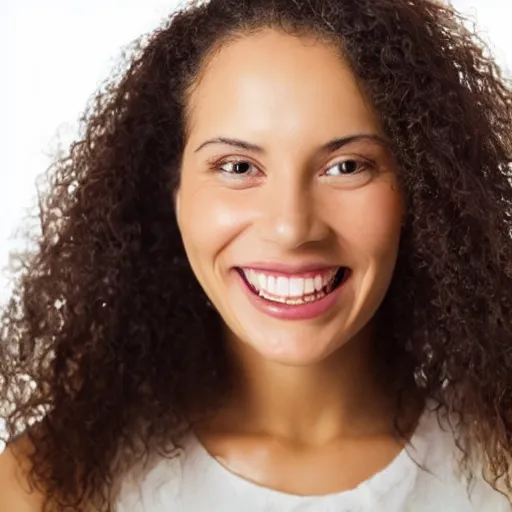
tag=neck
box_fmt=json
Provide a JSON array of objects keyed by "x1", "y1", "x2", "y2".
[{"x1": 212, "y1": 321, "x2": 399, "y2": 446}]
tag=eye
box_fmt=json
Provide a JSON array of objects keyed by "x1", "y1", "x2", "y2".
[
  {"x1": 324, "y1": 158, "x2": 368, "y2": 176},
  {"x1": 217, "y1": 159, "x2": 258, "y2": 176}
]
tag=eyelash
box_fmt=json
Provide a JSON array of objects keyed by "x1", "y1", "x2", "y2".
[{"x1": 208, "y1": 156, "x2": 374, "y2": 179}]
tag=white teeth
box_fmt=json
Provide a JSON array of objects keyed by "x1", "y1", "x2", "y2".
[
  {"x1": 267, "y1": 275, "x2": 276, "y2": 295},
  {"x1": 248, "y1": 269, "x2": 259, "y2": 288},
  {"x1": 241, "y1": 267, "x2": 341, "y2": 303},
  {"x1": 276, "y1": 276, "x2": 288, "y2": 296},
  {"x1": 289, "y1": 277, "x2": 304, "y2": 297},
  {"x1": 304, "y1": 277, "x2": 315, "y2": 294}
]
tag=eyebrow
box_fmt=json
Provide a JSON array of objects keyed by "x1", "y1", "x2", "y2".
[{"x1": 194, "y1": 133, "x2": 389, "y2": 154}]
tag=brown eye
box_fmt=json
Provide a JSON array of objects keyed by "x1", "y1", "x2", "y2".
[
  {"x1": 220, "y1": 160, "x2": 254, "y2": 175},
  {"x1": 325, "y1": 159, "x2": 361, "y2": 176}
]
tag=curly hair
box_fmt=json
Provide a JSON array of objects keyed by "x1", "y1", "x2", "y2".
[{"x1": 1, "y1": 0, "x2": 512, "y2": 510}]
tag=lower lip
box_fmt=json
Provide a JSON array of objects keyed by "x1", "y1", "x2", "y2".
[{"x1": 237, "y1": 271, "x2": 349, "y2": 321}]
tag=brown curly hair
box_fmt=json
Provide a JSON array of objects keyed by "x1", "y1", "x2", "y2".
[{"x1": 1, "y1": 0, "x2": 512, "y2": 510}]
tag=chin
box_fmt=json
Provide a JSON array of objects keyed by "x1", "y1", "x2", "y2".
[{"x1": 247, "y1": 331, "x2": 340, "y2": 367}]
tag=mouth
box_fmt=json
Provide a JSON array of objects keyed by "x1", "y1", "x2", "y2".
[{"x1": 236, "y1": 266, "x2": 349, "y2": 306}]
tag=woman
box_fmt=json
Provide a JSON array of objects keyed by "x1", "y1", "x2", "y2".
[{"x1": 1, "y1": 0, "x2": 511, "y2": 510}]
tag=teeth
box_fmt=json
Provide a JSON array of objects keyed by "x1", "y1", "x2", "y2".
[
  {"x1": 289, "y1": 277, "x2": 304, "y2": 297},
  {"x1": 304, "y1": 277, "x2": 315, "y2": 294},
  {"x1": 258, "y1": 288, "x2": 327, "y2": 305},
  {"x1": 242, "y1": 267, "x2": 341, "y2": 304},
  {"x1": 267, "y1": 275, "x2": 276, "y2": 295},
  {"x1": 276, "y1": 276, "x2": 288, "y2": 296}
]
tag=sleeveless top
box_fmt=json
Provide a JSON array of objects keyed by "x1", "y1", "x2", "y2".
[{"x1": 115, "y1": 402, "x2": 511, "y2": 511}]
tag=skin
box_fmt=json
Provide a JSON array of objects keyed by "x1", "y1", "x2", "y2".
[
  {"x1": 0, "y1": 29, "x2": 413, "y2": 507},
  {"x1": 177, "y1": 29, "x2": 415, "y2": 495},
  {"x1": 0, "y1": 437, "x2": 44, "y2": 511}
]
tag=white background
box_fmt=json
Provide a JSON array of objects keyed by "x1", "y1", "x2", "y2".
[
  {"x1": 0, "y1": 1, "x2": 511, "y2": 439},
  {"x1": 0, "y1": 0, "x2": 511, "y2": 302}
]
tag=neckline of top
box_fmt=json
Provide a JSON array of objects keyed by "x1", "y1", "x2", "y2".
[{"x1": 184, "y1": 400, "x2": 436, "y2": 503}]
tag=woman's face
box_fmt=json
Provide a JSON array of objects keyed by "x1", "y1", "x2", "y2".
[{"x1": 177, "y1": 29, "x2": 403, "y2": 366}]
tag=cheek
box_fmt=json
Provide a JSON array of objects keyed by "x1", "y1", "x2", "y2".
[
  {"x1": 329, "y1": 182, "x2": 403, "y2": 262},
  {"x1": 177, "y1": 182, "x2": 253, "y2": 268}
]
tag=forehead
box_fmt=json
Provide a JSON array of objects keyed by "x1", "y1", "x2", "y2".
[{"x1": 185, "y1": 29, "x2": 382, "y2": 147}]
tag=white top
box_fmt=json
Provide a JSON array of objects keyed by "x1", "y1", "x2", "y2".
[{"x1": 116, "y1": 403, "x2": 510, "y2": 511}]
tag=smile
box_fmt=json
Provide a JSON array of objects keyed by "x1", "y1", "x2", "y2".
[{"x1": 237, "y1": 267, "x2": 348, "y2": 306}]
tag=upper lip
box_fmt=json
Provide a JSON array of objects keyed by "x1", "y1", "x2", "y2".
[{"x1": 237, "y1": 261, "x2": 344, "y2": 277}]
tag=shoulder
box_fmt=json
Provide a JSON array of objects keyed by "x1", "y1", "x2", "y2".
[
  {"x1": 115, "y1": 436, "x2": 191, "y2": 511},
  {"x1": 0, "y1": 435, "x2": 44, "y2": 512},
  {"x1": 413, "y1": 403, "x2": 511, "y2": 510}
]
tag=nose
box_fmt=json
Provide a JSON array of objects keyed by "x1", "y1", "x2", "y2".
[{"x1": 256, "y1": 173, "x2": 330, "y2": 249}]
